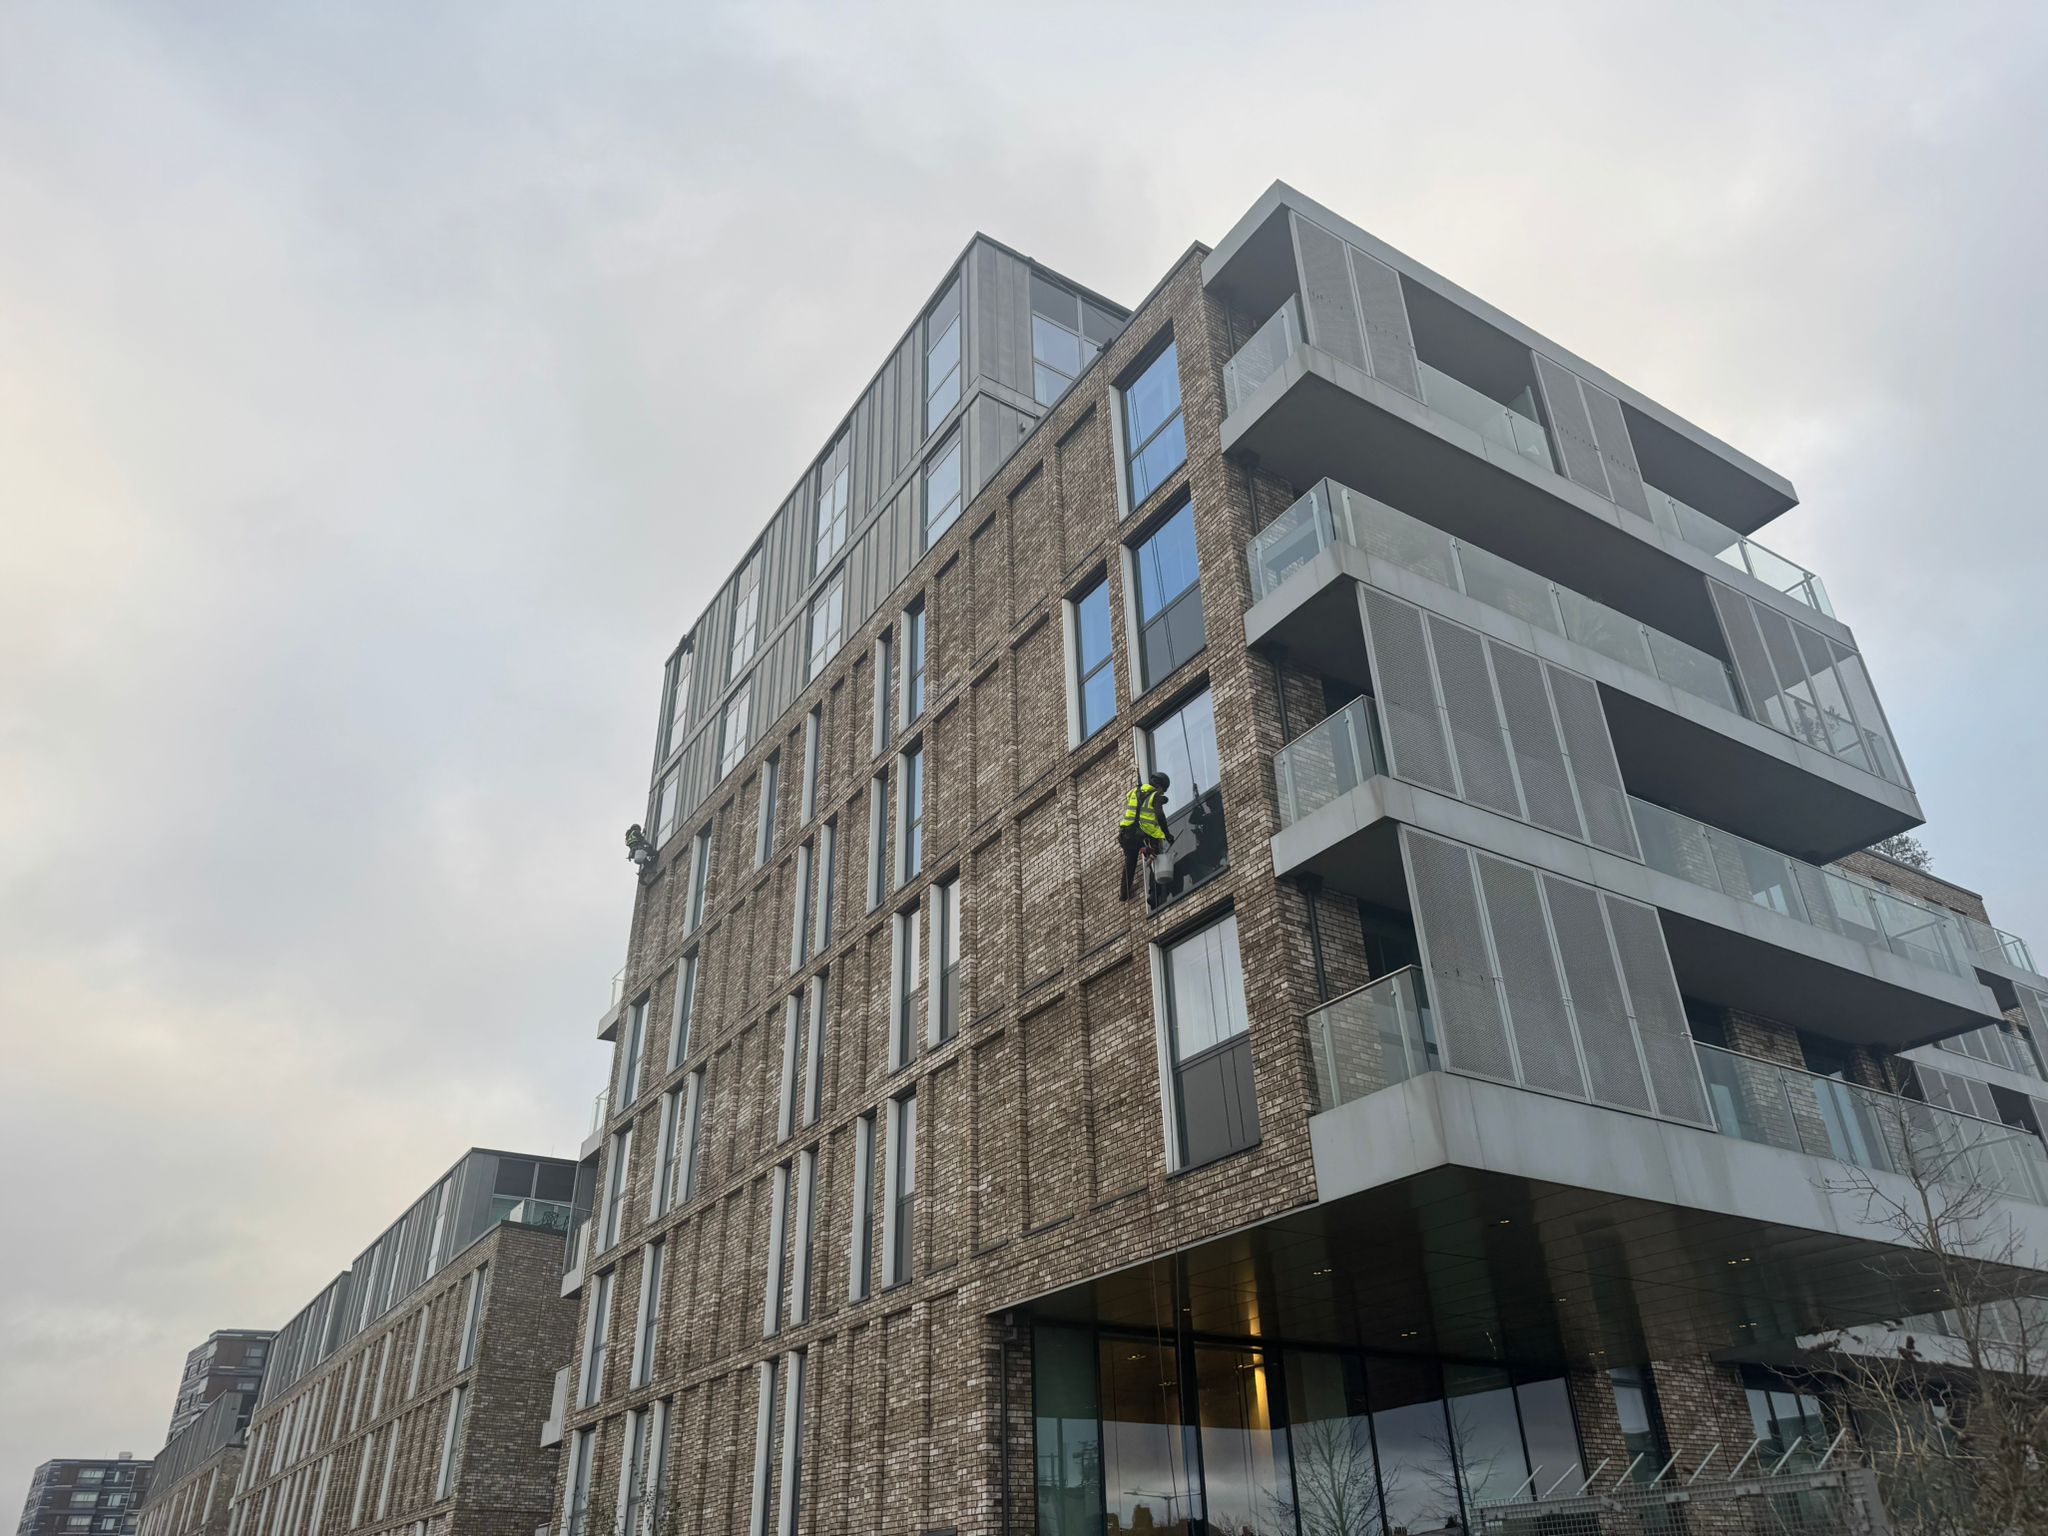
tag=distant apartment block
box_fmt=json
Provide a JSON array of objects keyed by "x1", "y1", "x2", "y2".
[
  {"x1": 166, "y1": 1332, "x2": 274, "y2": 1444},
  {"x1": 16, "y1": 1459, "x2": 151, "y2": 1536},
  {"x1": 136, "y1": 1394, "x2": 257, "y2": 1536}
]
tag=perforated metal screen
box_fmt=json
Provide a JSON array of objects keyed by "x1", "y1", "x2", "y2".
[
  {"x1": 1488, "y1": 642, "x2": 1584, "y2": 840},
  {"x1": 1349, "y1": 246, "x2": 1422, "y2": 401},
  {"x1": 1291, "y1": 214, "x2": 1368, "y2": 373},
  {"x1": 1363, "y1": 588, "x2": 1458, "y2": 795},
  {"x1": 1578, "y1": 380, "x2": 1651, "y2": 518},
  {"x1": 1533, "y1": 354, "x2": 1612, "y2": 500}
]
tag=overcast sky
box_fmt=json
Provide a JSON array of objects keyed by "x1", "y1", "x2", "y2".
[{"x1": 3, "y1": 0, "x2": 2046, "y2": 1498}]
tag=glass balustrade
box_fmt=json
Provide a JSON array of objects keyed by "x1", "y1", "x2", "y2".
[
  {"x1": 590, "y1": 1087, "x2": 611, "y2": 1135},
  {"x1": 1222, "y1": 299, "x2": 1301, "y2": 415},
  {"x1": 1306, "y1": 986, "x2": 2048, "y2": 1206},
  {"x1": 1275, "y1": 696, "x2": 1386, "y2": 826},
  {"x1": 1642, "y1": 483, "x2": 1834, "y2": 618},
  {"x1": 1249, "y1": 479, "x2": 1741, "y2": 714},
  {"x1": 1415, "y1": 359, "x2": 1554, "y2": 471}
]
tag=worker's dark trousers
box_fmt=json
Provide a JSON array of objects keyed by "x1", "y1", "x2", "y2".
[{"x1": 1120, "y1": 827, "x2": 1162, "y2": 900}]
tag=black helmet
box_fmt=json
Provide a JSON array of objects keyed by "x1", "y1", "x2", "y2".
[{"x1": 1150, "y1": 771, "x2": 1172, "y2": 791}]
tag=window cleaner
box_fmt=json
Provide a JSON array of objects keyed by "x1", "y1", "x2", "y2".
[
  {"x1": 1118, "y1": 771, "x2": 1171, "y2": 901},
  {"x1": 624, "y1": 824, "x2": 655, "y2": 871}
]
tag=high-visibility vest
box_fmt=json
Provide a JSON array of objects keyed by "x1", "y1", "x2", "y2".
[{"x1": 1121, "y1": 782, "x2": 1167, "y2": 839}]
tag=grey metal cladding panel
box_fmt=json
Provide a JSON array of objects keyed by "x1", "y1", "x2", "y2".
[
  {"x1": 1544, "y1": 665, "x2": 1641, "y2": 859},
  {"x1": 1363, "y1": 589, "x2": 1459, "y2": 795},
  {"x1": 1292, "y1": 213, "x2": 1369, "y2": 372},
  {"x1": 1401, "y1": 828, "x2": 1517, "y2": 1083},
  {"x1": 1603, "y1": 895, "x2": 1712, "y2": 1126},
  {"x1": 1751, "y1": 602, "x2": 1813, "y2": 694},
  {"x1": 2017, "y1": 984, "x2": 2048, "y2": 1038},
  {"x1": 1486, "y1": 642, "x2": 1584, "y2": 841},
  {"x1": 1426, "y1": 615, "x2": 1522, "y2": 819},
  {"x1": 1708, "y1": 581, "x2": 1783, "y2": 728},
  {"x1": 1477, "y1": 853, "x2": 1587, "y2": 1100},
  {"x1": 892, "y1": 482, "x2": 918, "y2": 588},
  {"x1": 1579, "y1": 380, "x2": 1651, "y2": 518},
  {"x1": 1533, "y1": 353, "x2": 1613, "y2": 500},
  {"x1": 900, "y1": 332, "x2": 922, "y2": 466},
  {"x1": 1348, "y1": 246, "x2": 1422, "y2": 401},
  {"x1": 1542, "y1": 875, "x2": 1653, "y2": 1114},
  {"x1": 1790, "y1": 862, "x2": 1841, "y2": 937}
]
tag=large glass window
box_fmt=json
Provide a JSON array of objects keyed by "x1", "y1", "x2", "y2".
[
  {"x1": 654, "y1": 1089, "x2": 683, "y2": 1218},
  {"x1": 619, "y1": 1408, "x2": 651, "y2": 1536},
  {"x1": 679, "y1": 1069, "x2": 706, "y2": 1204},
  {"x1": 661, "y1": 648, "x2": 693, "y2": 763},
  {"x1": 807, "y1": 572, "x2": 845, "y2": 682},
  {"x1": 900, "y1": 745, "x2": 924, "y2": 881},
  {"x1": 935, "y1": 876, "x2": 960, "y2": 1042},
  {"x1": 1123, "y1": 340, "x2": 1186, "y2": 508},
  {"x1": 814, "y1": 430, "x2": 851, "y2": 572},
  {"x1": 578, "y1": 1271, "x2": 612, "y2": 1408},
  {"x1": 654, "y1": 769, "x2": 680, "y2": 846},
  {"x1": 867, "y1": 773, "x2": 889, "y2": 910},
  {"x1": 720, "y1": 683, "x2": 752, "y2": 779},
  {"x1": 729, "y1": 550, "x2": 762, "y2": 681},
  {"x1": 1194, "y1": 1345, "x2": 1291, "y2": 1536},
  {"x1": 1743, "y1": 1367, "x2": 1829, "y2": 1469},
  {"x1": 849, "y1": 1112, "x2": 876, "y2": 1301},
  {"x1": 926, "y1": 279, "x2": 961, "y2": 434},
  {"x1": 1283, "y1": 1351, "x2": 1377, "y2": 1536},
  {"x1": 1132, "y1": 502, "x2": 1205, "y2": 687},
  {"x1": 1030, "y1": 274, "x2": 1116, "y2": 405},
  {"x1": 1098, "y1": 1337, "x2": 1197, "y2": 1535},
  {"x1": 1144, "y1": 688, "x2": 1227, "y2": 907},
  {"x1": 815, "y1": 819, "x2": 836, "y2": 952},
  {"x1": 1163, "y1": 912, "x2": 1257, "y2": 1166},
  {"x1": 925, "y1": 435, "x2": 963, "y2": 546},
  {"x1": 457, "y1": 1264, "x2": 485, "y2": 1371},
  {"x1": 1370, "y1": 1355, "x2": 1462, "y2": 1535},
  {"x1": 562, "y1": 1428, "x2": 594, "y2": 1536},
  {"x1": 1034, "y1": 1328, "x2": 1103, "y2": 1536},
  {"x1": 888, "y1": 1091, "x2": 916, "y2": 1286},
  {"x1": 756, "y1": 751, "x2": 781, "y2": 868},
  {"x1": 893, "y1": 903, "x2": 922, "y2": 1067},
  {"x1": 1072, "y1": 577, "x2": 1115, "y2": 741},
  {"x1": 619, "y1": 996, "x2": 648, "y2": 1105},
  {"x1": 601, "y1": 1129, "x2": 632, "y2": 1249},
  {"x1": 687, "y1": 829, "x2": 712, "y2": 931},
  {"x1": 904, "y1": 600, "x2": 927, "y2": 721},
  {"x1": 631, "y1": 1241, "x2": 664, "y2": 1388},
  {"x1": 670, "y1": 951, "x2": 699, "y2": 1068}
]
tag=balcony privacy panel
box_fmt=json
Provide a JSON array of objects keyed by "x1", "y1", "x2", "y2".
[
  {"x1": 1911, "y1": 1060, "x2": 2002, "y2": 1124},
  {"x1": 1402, "y1": 828, "x2": 1712, "y2": 1126},
  {"x1": 1363, "y1": 589, "x2": 1458, "y2": 794},
  {"x1": 1348, "y1": 246, "x2": 1422, "y2": 401},
  {"x1": 1578, "y1": 380, "x2": 1652, "y2": 517},
  {"x1": 1362, "y1": 588, "x2": 1641, "y2": 861},
  {"x1": 1292, "y1": 214, "x2": 1370, "y2": 373},
  {"x1": 1532, "y1": 354, "x2": 1613, "y2": 501}
]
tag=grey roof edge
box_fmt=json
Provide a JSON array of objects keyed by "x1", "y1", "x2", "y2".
[{"x1": 1203, "y1": 180, "x2": 1799, "y2": 514}]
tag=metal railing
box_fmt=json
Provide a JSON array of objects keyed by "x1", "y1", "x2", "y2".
[
  {"x1": 1248, "y1": 480, "x2": 1742, "y2": 714},
  {"x1": 493, "y1": 1197, "x2": 574, "y2": 1234},
  {"x1": 1631, "y1": 797, "x2": 1978, "y2": 981},
  {"x1": 1222, "y1": 299, "x2": 1300, "y2": 414},
  {"x1": 608, "y1": 966, "x2": 626, "y2": 1010},
  {"x1": 1697, "y1": 1043, "x2": 2048, "y2": 1205},
  {"x1": 1305, "y1": 976, "x2": 2048, "y2": 1206},
  {"x1": 1643, "y1": 481, "x2": 1835, "y2": 617},
  {"x1": 1274, "y1": 696, "x2": 1387, "y2": 827},
  {"x1": 1954, "y1": 912, "x2": 2036, "y2": 972},
  {"x1": 1416, "y1": 358, "x2": 1554, "y2": 471},
  {"x1": 1473, "y1": 1464, "x2": 1890, "y2": 1535}
]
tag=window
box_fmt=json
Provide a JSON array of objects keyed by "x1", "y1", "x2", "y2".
[
  {"x1": 679, "y1": 1069, "x2": 706, "y2": 1204},
  {"x1": 669, "y1": 951, "x2": 699, "y2": 1070},
  {"x1": 370, "y1": 1332, "x2": 393, "y2": 1416},
  {"x1": 601, "y1": 1128, "x2": 632, "y2": 1249},
  {"x1": 1069, "y1": 576, "x2": 1115, "y2": 742},
  {"x1": 654, "y1": 1089, "x2": 683, "y2": 1218},
  {"x1": 814, "y1": 819, "x2": 836, "y2": 952},
  {"x1": 618, "y1": 1408, "x2": 652, "y2": 1536},
  {"x1": 933, "y1": 877, "x2": 961, "y2": 1044},
  {"x1": 747, "y1": 1359, "x2": 778, "y2": 1536},
  {"x1": 873, "y1": 631, "x2": 894, "y2": 754},
  {"x1": 720, "y1": 682, "x2": 752, "y2": 779},
  {"x1": 764, "y1": 1163, "x2": 791, "y2": 1336},
  {"x1": 1131, "y1": 501, "x2": 1205, "y2": 686},
  {"x1": 458, "y1": 1264, "x2": 486, "y2": 1370},
  {"x1": 686, "y1": 830, "x2": 713, "y2": 931},
  {"x1": 619, "y1": 996, "x2": 648, "y2": 1105},
  {"x1": 892, "y1": 904, "x2": 922, "y2": 1069},
  {"x1": 885, "y1": 1093, "x2": 917, "y2": 1287},
  {"x1": 924, "y1": 435, "x2": 963, "y2": 546},
  {"x1": 1743, "y1": 1368, "x2": 1830, "y2": 1469},
  {"x1": 814, "y1": 430, "x2": 851, "y2": 571},
  {"x1": 790, "y1": 842, "x2": 813, "y2": 973},
  {"x1": 867, "y1": 774, "x2": 889, "y2": 910},
  {"x1": 755, "y1": 751, "x2": 781, "y2": 867},
  {"x1": 433, "y1": 1388, "x2": 464, "y2": 1499},
  {"x1": 807, "y1": 571, "x2": 845, "y2": 681},
  {"x1": 899, "y1": 745, "x2": 925, "y2": 882},
  {"x1": 800, "y1": 707, "x2": 821, "y2": 822},
  {"x1": 578, "y1": 1270, "x2": 612, "y2": 1408},
  {"x1": 374, "y1": 1420, "x2": 397, "y2": 1519},
  {"x1": 405, "y1": 1302, "x2": 431, "y2": 1398},
  {"x1": 630, "y1": 1241, "x2": 664, "y2": 1388},
  {"x1": 790, "y1": 1150, "x2": 817, "y2": 1326},
  {"x1": 561, "y1": 1429, "x2": 594, "y2": 1536},
  {"x1": 1122, "y1": 339, "x2": 1186, "y2": 507},
  {"x1": 644, "y1": 1401, "x2": 672, "y2": 1536},
  {"x1": 661, "y1": 647, "x2": 694, "y2": 763},
  {"x1": 1029, "y1": 273, "x2": 1115, "y2": 404},
  {"x1": 925, "y1": 278, "x2": 961, "y2": 434},
  {"x1": 849, "y1": 1112, "x2": 876, "y2": 1301},
  {"x1": 776, "y1": 1350, "x2": 807, "y2": 1536},
  {"x1": 1143, "y1": 686, "x2": 1228, "y2": 905},
  {"x1": 777, "y1": 993, "x2": 802, "y2": 1142},
  {"x1": 729, "y1": 550, "x2": 763, "y2": 680},
  {"x1": 904, "y1": 600, "x2": 927, "y2": 722},
  {"x1": 1161, "y1": 912, "x2": 1259, "y2": 1168},
  {"x1": 803, "y1": 972, "x2": 827, "y2": 1127}
]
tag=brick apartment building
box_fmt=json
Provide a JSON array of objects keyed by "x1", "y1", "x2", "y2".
[
  {"x1": 136, "y1": 1394, "x2": 257, "y2": 1536},
  {"x1": 216, "y1": 1151, "x2": 577, "y2": 1536},
  {"x1": 552, "y1": 183, "x2": 2048, "y2": 1533},
  {"x1": 166, "y1": 1334, "x2": 275, "y2": 1445},
  {"x1": 15, "y1": 1459, "x2": 151, "y2": 1536}
]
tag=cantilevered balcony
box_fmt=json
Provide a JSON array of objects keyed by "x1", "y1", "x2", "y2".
[
  {"x1": 1248, "y1": 480, "x2": 1920, "y2": 857},
  {"x1": 1271, "y1": 698, "x2": 2001, "y2": 1046}
]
